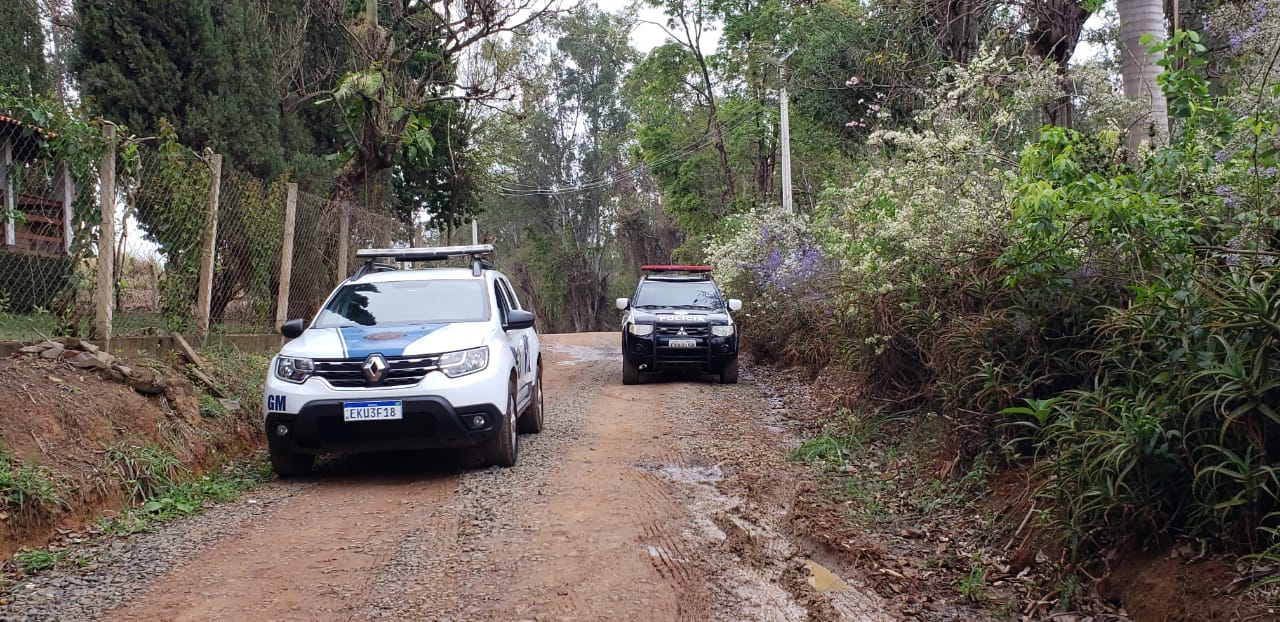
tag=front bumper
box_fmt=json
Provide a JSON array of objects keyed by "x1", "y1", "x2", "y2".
[
  {"x1": 621, "y1": 331, "x2": 738, "y2": 372},
  {"x1": 265, "y1": 396, "x2": 503, "y2": 454}
]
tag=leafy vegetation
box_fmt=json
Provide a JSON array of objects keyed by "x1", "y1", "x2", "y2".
[{"x1": 0, "y1": 446, "x2": 68, "y2": 525}]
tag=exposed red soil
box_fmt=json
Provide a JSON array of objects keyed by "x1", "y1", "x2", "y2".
[
  {"x1": 0, "y1": 352, "x2": 260, "y2": 557},
  {"x1": 1099, "y1": 550, "x2": 1270, "y2": 622}
]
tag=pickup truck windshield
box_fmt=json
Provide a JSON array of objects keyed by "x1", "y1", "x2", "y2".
[
  {"x1": 315, "y1": 279, "x2": 489, "y2": 327},
  {"x1": 634, "y1": 281, "x2": 724, "y2": 309}
]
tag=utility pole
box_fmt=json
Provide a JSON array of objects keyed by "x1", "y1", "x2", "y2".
[
  {"x1": 776, "y1": 51, "x2": 795, "y2": 214},
  {"x1": 780, "y1": 83, "x2": 793, "y2": 213}
]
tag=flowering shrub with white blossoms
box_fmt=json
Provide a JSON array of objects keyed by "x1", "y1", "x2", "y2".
[{"x1": 705, "y1": 207, "x2": 827, "y2": 303}]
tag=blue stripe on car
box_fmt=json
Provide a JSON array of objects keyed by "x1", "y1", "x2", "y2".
[{"x1": 338, "y1": 324, "x2": 447, "y2": 358}]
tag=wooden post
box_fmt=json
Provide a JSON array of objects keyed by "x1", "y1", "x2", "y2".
[
  {"x1": 95, "y1": 125, "x2": 117, "y2": 348},
  {"x1": 58, "y1": 164, "x2": 74, "y2": 255},
  {"x1": 336, "y1": 201, "x2": 349, "y2": 284},
  {"x1": 195, "y1": 153, "x2": 222, "y2": 344},
  {"x1": 276, "y1": 183, "x2": 298, "y2": 331},
  {"x1": 1, "y1": 138, "x2": 13, "y2": 247}
]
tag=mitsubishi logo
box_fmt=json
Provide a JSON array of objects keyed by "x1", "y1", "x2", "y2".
[
  {"x1": 362, "y1": 354, "x2": 389, "y2": 384},
  {"x1": 677, "y1": 326, "x2": 688, "y2": 336}
]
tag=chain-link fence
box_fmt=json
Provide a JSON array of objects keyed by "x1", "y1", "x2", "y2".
[
  {"x1": 0, "y1": 114, "x2": 99, "y2": 341},
  {"x1": 0, "y1": 107, "x2": 429, "y2": 345},
  {"x1": 114, "y1": 142, "x2": 214, "y2": 336}
]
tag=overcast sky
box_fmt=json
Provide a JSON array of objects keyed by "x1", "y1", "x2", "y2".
[{"x1": 587, "y1": 0, "x2": 721, "y2": 54}]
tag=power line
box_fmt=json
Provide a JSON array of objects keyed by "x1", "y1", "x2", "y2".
[{"x1": 495, "y1": 113, "x2": 754, "y2": 196}]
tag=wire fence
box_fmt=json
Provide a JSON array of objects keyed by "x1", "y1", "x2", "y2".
[
  {"x1": 0, "y1": 112, "x2": 421, "y2": 344},
  {"x1": 0, "y1": 115, "x2": 92, "y2": 341}
]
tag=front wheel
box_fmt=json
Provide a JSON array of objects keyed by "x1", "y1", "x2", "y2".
[
  {"x1": 518, "y1": 367, "x2": 544, "y2": 434},
  {"x1": 484, "y1": 384, "x2": 520, "y2": 467},
  {"x1": 623, "y1": 358, "x2": 641, "y2": 385},
  {"x1": 718, "y1": 358, "x2": 739, "y2": 384},
  {"x1": 268, "y1": 442, "x2": 314, "y2": 478}
]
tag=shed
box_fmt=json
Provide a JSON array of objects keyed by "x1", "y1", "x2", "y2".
[{"x1": 0, "y1": 115, "x2": 75, "y2": 256}]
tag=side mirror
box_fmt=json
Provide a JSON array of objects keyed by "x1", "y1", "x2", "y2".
[
  {"x1": 504, "y1": 309, "x2": 536, "y2": 331},
  {"x1": 615, "y1": 298, "x2": 629, "y2": 310},
  {"x1": 728, "y1": 299, "x2": 742, "y2": 312},
  {"x1": 280, "y1": 319, "x2": 306, "y2": 339}
]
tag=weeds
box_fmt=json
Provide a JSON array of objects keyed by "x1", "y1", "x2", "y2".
[
  {"x1": 789, "y1": 430, "x2": 849, "y2": 469},
  {"x1": 95, "y1": 457, "x2": 267, "y2": 534},
  {"x1": 0, "y1": 446, "x2": 68, "y2": 523},
  {"x1": 955, "y1": 552, "x2": 989, "y2": 603},
  {"x1": 12, "y1": 548, "x2": 69, "y2": 573}
]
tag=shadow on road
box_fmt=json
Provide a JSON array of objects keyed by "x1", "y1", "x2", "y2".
[{"x1": 301, "y1": 447, "x2": 483, "y2": 484}]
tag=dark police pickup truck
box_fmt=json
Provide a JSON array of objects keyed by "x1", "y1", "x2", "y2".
[{"x1": 616, "y1": 265, "x2": 742, "y2": 385}]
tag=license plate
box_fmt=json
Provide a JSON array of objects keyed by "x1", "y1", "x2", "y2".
[
  {"x1": 343, "y1": 400, "x2": 403, "y2": 422},
  {"x1": 667, "y1": 339, "x2": 697, "y2": 348}
]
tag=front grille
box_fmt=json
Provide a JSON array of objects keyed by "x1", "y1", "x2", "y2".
[
  {"x1": 312, "y1": 355, "x2": 440, "y2": 388},
  {"x1": 655, "y1": 324, "x2": 710, "y2": 337}
]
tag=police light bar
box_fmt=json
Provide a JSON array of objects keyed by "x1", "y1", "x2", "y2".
[
  {"x1": 641, "y1": 265, "x2": 712, "y2": 272},
  {"x1": 356, "y1": 244, "x2": 494, "y2": 262}
]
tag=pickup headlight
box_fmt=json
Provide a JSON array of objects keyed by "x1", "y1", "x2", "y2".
[
  {"x1": 275, "y1": 356, "x2": 314, "y2": 384},
  {"x1": 439, "y1": 346, "x2": 489, "y2": 378},
  {"x1": 628, "y1": 324, "x2": 654, "y2": 336},
  {"x1": 711, "y1": 325, "x2": 735, "y2": 337}
]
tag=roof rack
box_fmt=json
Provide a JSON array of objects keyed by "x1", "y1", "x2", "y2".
[
  {"x1": 641, "y1": 265, "x2": 712, "y2": 273},
  {"x1": 641, "y1": 265, "x2": 712, "y2": 280},
  {"x1": 353, "y1": 244, "x2": 495, "y2": 278}
]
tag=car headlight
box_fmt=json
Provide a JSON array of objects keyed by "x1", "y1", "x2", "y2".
[
  {"x1": 275, "y1": 356, "x2": 314, "y2": 384},
  {"x1": 711, "y1": 325, "x2": 735, "y2": 337},
  {"x1": 628, "y1": 323, "x2": 654, "y2": 336},
  {"x1": 439, "y1": 346, "x2": 489, "y2": 378}
]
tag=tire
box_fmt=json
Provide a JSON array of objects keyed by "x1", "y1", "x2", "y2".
[
  {"x1": 718, "y1": 358, "x2": 739, "y2": 384},
  {"x1": 269, "y1": 442, "x2": 314, "y2": 478},
  {"x1": 484, "y1": 383, "x2": 520, "y2": 467},
  {"x1": 518, "y1": 366, "x2": 544, "y2": 434},
  {"x1": 622, "y1": 358, "x2": 641, "y2": 385}
]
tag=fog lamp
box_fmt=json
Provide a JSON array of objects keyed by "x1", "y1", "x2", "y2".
[
  {"x1": 275, "y1": 424, "x2": 289, "y2": 437},
  {"x1": 471, "y1": 415, "x2": 486, "y2": 428}
]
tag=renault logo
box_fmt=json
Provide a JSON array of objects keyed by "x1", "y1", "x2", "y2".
[{"x1": 363, "y1": 354, "x2": 389, "y2": 384}]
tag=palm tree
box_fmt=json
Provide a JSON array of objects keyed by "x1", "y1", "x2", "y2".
[{"x1": 1118, "y1": 0, "x2": 1169, "y2": 151}]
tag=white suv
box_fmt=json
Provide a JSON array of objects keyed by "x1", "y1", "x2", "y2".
[{"x1": 263, "y1": 245, "x2": 542, "y2": 477}]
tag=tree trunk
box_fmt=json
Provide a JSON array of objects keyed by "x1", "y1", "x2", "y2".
[
  {"x1": 1118, "y1": 0, "x2": 1170, "y2": 151},
  {"x1": 1026, "y1": 0, "x2": 1092, "y2": 128}
]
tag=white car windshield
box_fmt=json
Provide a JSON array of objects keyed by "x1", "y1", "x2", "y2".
[{"x1": 314, "y1": 279, "x2": 490, "y2": 327}]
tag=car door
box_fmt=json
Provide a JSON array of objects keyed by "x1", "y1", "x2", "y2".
[{"x1": 494, "y1": 277, "x2": 536, "y2": 409}]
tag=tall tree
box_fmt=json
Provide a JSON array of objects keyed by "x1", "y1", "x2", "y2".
[
  {"x1": 73, "y1": 0, "x2": 286, "y2": 177},
  {"x1": 1118, "y1": 0, "x2": 1170, "y2": 150},
  {"x1": 328, "y1": 0, "x2": 561, "y2": 216},
  {"x1": 1, "y1": 0, "x2": 50, "y2": 96},
  {"x1": 644, "y1": 0, "x2": 736, "y2": 207},
  {"x1": 479, "y1": 11, "x2": 645, "y2": 331}
]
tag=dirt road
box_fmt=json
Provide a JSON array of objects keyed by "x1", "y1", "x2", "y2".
[{"x1": 8, "y1": 333, "x2": 894, "y2": 621}]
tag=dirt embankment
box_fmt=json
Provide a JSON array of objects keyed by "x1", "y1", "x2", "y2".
[{"x1": 0, "y1": 342, "x2": 263, "y2": 558}]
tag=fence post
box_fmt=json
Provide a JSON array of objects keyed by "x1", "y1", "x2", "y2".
[
  {"x1": 336, "y1": 201, "x2": 349, "y2": 284},
  {"x1": 1, "y1": 138, "x2": 12, "y2": 246},
  {"x1": 276, "y1": 183, "x2": 298, "y2": 331},
  {"x1": 195, "y1": 153, "x2": 222, "y2": 344},
  {"x1": 94, "y1": 124, "x2": 117, "y2": 349}
]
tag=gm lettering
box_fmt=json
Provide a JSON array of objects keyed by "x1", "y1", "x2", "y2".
[{"x1": 267, "y1": 395, "x2": 287, "y2": 411}]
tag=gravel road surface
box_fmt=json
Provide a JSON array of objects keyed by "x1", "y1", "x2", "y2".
[{"x1": 0, "y1": 332, "x2": 892, "y2": 621}]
